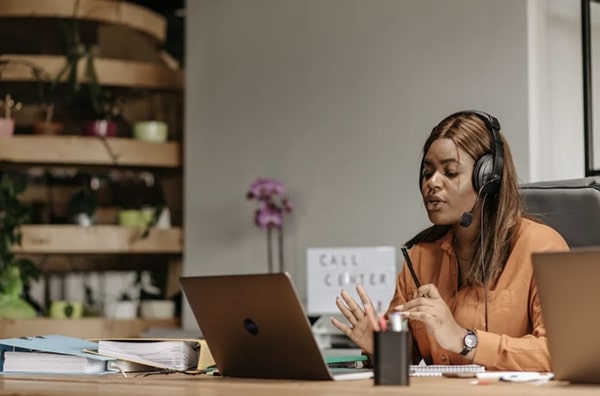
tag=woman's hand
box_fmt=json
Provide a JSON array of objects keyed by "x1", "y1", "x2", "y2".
[
  {"x1": 394, "y1": 283, "x2": 466, "y2": 354},
  {"x1": 330, "y1": 284, "x2": 378, "y2": 354}
]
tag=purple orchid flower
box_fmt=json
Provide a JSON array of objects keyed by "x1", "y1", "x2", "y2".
[{"x1": 246, "y1": 178, "x2": 292, "y2": 229}]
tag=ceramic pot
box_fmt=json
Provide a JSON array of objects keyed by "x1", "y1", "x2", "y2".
[
  {"x1": 33, "y1": 121, "x2": 64, "y2": 135},
  {"x1": 84, "y1": 119, "x2": 117, "y2": 137},
  {"x1": 0, "y1": 118, "x2": 15, "y2": 137},
  {"x1": 49, "y1": 301, "x2": 84, "y2": 319},
  {"x1": 133, "y1": 121, "x2": 168, "y2": 142},
  {"x1": 105, "y1": 301, "x2": 138, "y2": 319},
  {"x1": 140, "y1": 300, "x2": 175, "y2": 319}
]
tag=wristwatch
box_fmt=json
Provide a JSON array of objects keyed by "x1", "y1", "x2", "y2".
[{"x1": 460, "y1": 329, "x2": 478, "y2": 356}]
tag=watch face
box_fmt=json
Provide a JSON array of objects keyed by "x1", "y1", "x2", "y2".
[{"x1": 465, "y1": 332, "x2": 478, "y2": 349}]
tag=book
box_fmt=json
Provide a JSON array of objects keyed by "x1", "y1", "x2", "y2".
[
  {"x1": 325, "y1": 354, "x2": 369, "y2": 369},
  {"x1": 409, "y1": 364, "x2": 485, "y2": 377},
  {"x1": 90, "y1": 338, "x2": 211, "y2": 371},
  {"x1": 3, "y1": 351, "x2": 108, "y2": 374},
  {"x1": 0, "y1": 335, "x2": 116, "y2": 375}
]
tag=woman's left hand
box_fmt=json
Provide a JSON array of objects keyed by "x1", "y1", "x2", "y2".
[{"x1": 394, "y1": 283, "x2": 466, "y2": 354}]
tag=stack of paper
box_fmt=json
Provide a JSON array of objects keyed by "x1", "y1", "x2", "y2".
[
  {"x1": 0, "y1": 335, "x2": 115, "y2": 375},
  {"x1": 96, "y1": 339, "x2": 200, "y2": 371}
]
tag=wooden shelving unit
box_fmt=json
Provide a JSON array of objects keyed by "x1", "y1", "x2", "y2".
[
  {"x1": 0, "y1": 318, "x2": 179, "y2": 339},
  {"x1": 15, "y1": 225, "x2": 183, "y2": 254},
  {"x1": 0, "y1": 0, "x2": 184, "y2": 338},
  {"x1": 0, "y1": 136, "x2": 181, "y2": 168},
  {"x1": 0, "y1": 0, "x2": 166, "y2": 43},
  {"x1": 0, "y1": 55, "x2": 183, "y2": 90}
]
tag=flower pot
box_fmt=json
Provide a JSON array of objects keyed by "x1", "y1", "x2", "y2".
[
  {"x1": 33, "y1": 120, "x2": 64, "y2": 135},
  {"x1": 0, "y1": 118, "x2": 15, "y2": 137},
  {"x1": 133, "y1": 121, "x2": 168, "y2": 142},
  {"x1": 105, "y1": 300, "x2": 138, "y2": 319},
  {"x1": 118, "y1": 209, "x2": 143, "y2": 227},
  {"x1": 84, "y1": 119, "x2": 117, "y2": 137},
  {"x1": 140, "y1": 300, "x2": 175, "y2": 319},
  {"x1": 49, "y1": 300, "x2": 83, "y2": 319}
]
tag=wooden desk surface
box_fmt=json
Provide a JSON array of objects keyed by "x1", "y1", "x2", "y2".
[{"x1": 0, "y1": 374, "x2": 598, "y2": 396}]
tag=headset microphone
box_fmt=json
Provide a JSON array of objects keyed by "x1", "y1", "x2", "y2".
[
  {"x1": 459, "y1": 209, "x2": 474, "y2": 228},
  {"x1": 460, "y1": 189, "x2": 482, "y2": 228},
  {"x1": 459, "y1": 177, "x2": 496, "y2": 228}
]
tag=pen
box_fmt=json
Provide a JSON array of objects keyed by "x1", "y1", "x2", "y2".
[{"x1": 401, "y1": 247, "x2": 421, "y2": 288}]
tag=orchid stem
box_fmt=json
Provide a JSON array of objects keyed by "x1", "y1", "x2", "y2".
[{"x1": 267, "y1": 227, "x2": 273, "y2": 273}]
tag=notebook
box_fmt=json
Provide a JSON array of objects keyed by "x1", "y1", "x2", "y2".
[
  {"x1": 533, "y1": 249, "x2": 600, "y2": 383},
  {"x1": 179, "y1": 273, "x2": 373, "y2": 381}
]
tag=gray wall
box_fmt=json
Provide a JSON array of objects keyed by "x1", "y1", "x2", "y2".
[{"x1": 183, "y1": 0, "x2": 533, "y2": 330}]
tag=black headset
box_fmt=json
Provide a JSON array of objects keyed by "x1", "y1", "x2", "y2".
[{"x1": 420, "y1": 110, "x2": 504, "y2": 196}]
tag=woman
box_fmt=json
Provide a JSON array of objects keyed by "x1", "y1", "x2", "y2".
[{"x1": 331, "y1": 111, "x2": 568, "y2": 372}]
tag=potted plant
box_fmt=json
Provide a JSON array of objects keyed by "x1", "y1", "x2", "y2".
[
  {"x1": 0, "y1": 93, "x2": 22, "y2": 137},
  {"x1": 67, "y1": 187, "x2": 98, "y2": 226},
  {"x1": 51, "y1": 0, "x2": 119, "y2": 137},
  {"x1": 29, "y1": 62, "x2": 65, "y2": 135},
  {"x1": 0, "y1": 173, "x2": 41, "y2": 318},
  {"x1": 0, "y1": 58, "x2": 64, "y2": 134}
]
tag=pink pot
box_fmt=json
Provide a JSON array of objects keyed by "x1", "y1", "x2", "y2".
[
  {"x1": 83, "y1": 120, "x2": 117, "y2": 137},
  {"x1": 0, "y1": 118, "x2": 15, "y2": 137}
]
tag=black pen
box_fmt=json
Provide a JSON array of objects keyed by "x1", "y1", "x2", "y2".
[{"x1": 401, "y1": 246, "x2": 421, "y2": 288}]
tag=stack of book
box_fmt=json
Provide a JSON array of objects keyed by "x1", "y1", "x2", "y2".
[{"x1": 0, "y1": 335, "x2": 214, "y2": 375}]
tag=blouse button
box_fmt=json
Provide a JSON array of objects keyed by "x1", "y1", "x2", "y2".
[{"x1": 441, "y1": 355, "x2": 448, "y2": 362}]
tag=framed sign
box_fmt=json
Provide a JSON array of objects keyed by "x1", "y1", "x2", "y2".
[
  {"x1": 306, "y1": 246, "x2": 397, "y2": 315},
  {"x1": 583, "y1": 0, "x2": 600, "y2": 175}
]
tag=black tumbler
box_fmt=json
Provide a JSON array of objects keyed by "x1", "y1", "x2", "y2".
[{"x1": 373, "y1": 330, "x2": 410, "y2": 386}]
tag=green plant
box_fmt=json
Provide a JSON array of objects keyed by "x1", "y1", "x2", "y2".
[
  {"x1": 0, "y1": 173, "x2": 41, "y2": 318},
  {"x1": 0, "y1": 58, "x2": 62, "y2": 124},
  {"x1": 54, "y1": 0, "x2": 111, "y2": 120},
  {"x1": 68, "y1": 188, "x2": 98, "y2": 217}
]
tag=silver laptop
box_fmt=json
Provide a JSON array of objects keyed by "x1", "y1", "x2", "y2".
[
  {"x1": 180, "y1": 273, "x2": 372, "y2": 381},
  {"x1": 533, "y1": 249, "x2": 600, "y2": 383}
]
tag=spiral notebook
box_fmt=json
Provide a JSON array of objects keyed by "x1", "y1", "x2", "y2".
[{"x1": 410, "y1": 364, "x2": 485, "y2": 377}]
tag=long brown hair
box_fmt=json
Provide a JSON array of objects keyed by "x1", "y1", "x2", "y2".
[{"x1": 405, "y1": 112, "x2": 523, "y2": 287}]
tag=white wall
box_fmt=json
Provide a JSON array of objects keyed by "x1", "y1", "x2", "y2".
[
  {"x1": 183, "y1": 0, "x2": 583, "y2": 330},
  {"x1": 528, "y1": 0, "x2": 583, "y2": 182}
]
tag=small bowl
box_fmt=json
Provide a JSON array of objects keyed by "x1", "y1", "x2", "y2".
[
  {"x1": 49, "y1": 301, "x2": 83, "y2": 319},
  {"x1": 118, "y1": 209, "x2": 142, "y2": 227},
  {"x1": 140, "y1": 300, "x2": 175, "y2": 319},
  {"x1": 133, "y1": 121, "x2": 168, "y2": 142}
]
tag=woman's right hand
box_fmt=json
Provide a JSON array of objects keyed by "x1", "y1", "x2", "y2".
[{"x1": 330, "y1": 284, "x2": 378, "y2": 354}]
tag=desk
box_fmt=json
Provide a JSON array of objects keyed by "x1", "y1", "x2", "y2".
[{"x1": 0, "y1": 374, "x2": 598, "y2": 396}]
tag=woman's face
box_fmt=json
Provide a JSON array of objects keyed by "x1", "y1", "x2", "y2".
[{"x1": 420, "y1": 138, "x2": 478, "y2": 225}]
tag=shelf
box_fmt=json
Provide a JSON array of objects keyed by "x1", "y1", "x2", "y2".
[
  {"x1": 0, "y1": 317, "x2": 179, "y2": 338},
  {"x1": 0, "y1": 54, "x2": 183, "y2": 90},
  {"x1": 0, "y1": 0, "x2": 166, "y2": 43},
  {"x1": 13, "y1": 225, "x2": 183, "y2": 254},
  {"x1": 0, "y1": 136, "x2": 181, "y2": 168}
]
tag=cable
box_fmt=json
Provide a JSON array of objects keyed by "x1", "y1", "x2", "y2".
[{"x1": 479, "y1": 196, "x2": 489, "y2": 332}]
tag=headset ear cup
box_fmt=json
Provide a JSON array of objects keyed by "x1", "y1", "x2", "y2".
[{"x1": 473, "y1": 154, "x2": 494, "y2": 193}]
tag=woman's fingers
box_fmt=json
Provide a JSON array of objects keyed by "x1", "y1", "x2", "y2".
[
  {"x1": 414, "y1": 283, "x2": 442, "y2": 299},
  {"x1": 330, "y1": 316, "x2": 352, "y2": 336},
  {"x1": 335, "y1": 296, "x2": 357, "y2": 326},
  {"x1": 340, "y1": 289, "x2": 365, "y2": 320}
]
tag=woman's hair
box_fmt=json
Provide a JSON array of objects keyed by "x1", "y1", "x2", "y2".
[{"x1": 405, "y1": 112, "x2": 524, "y2": 286}]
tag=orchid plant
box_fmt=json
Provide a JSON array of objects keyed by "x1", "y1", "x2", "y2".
[{"x1": 246, "y1": 178, "x2": 293, "y2": 273}]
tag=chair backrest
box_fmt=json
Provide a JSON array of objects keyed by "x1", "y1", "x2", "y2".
[{"x1": 519, "y1": 177, "x2": 600, "y2": 248}]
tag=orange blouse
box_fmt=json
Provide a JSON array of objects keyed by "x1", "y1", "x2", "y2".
[{"x1": 388, "y1": 218, "x2": 568, "y2": 371}]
